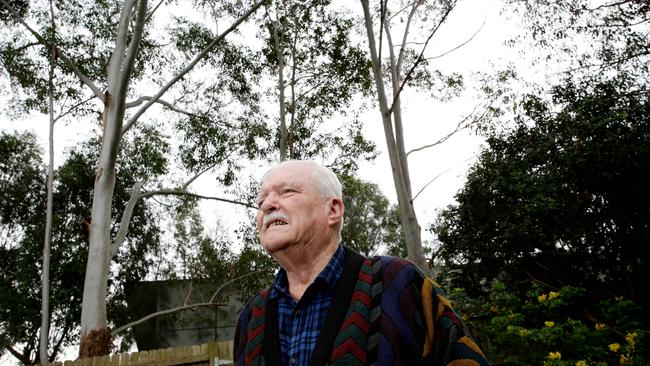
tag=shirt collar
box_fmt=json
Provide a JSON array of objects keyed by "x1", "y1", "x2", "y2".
[{"x1": 270, "y1": 244, "x2": 346, "y2": 299}]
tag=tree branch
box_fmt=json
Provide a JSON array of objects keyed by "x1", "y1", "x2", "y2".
[
  {"x1": 53, "y1": 96, "x2": 95, "y2": 124},
  {"x1": 144, "y1": 0, "x2": 165, "y2": 24},
  {"x1": 388, "y1": 3, "x2": 456, "y2": 115},
  {"x1": 139, "y1": 189, "x2": 256, "y2": 209},
  {"x1": 406, "y1": 105, "x2": 479, "y2": 157},
  {"x1": 424, "y1": 20, "x2": 484, "y2": 61},
  {"x1": 0, "y1": 0, "x2": 103, "y2": 100},
  {"x1": 125, "y1": 96, "x2": 198, "y2": 117},
  {"x1": 111, "y1": 181, "x2": 144, "y2": 257},
  {"x1": 411, "y1": 154, "x2": 477, "y2": 202},
  {"x1": 121, "y1": 0, "x2": 267, "y2": 136},
  {"x1": 120, "y1": 0, "x2": 148, "y2": 94},
  {"x1": 4, "y1": 345, "x2": 30, "y2": 365},
  {"x1": 111, "y1": 270, "x2": 264, "y2": 336}
]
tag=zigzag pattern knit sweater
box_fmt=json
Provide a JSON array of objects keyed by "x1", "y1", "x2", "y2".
[{"x1": 234, "y1": 248, "x2": 490, "y2": 366}]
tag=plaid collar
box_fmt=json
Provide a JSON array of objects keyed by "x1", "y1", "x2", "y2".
[{"x1": 270, "y1": 244, "x2": 346, "y2": 301}]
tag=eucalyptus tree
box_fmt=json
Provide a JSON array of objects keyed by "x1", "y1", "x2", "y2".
[
  {"x1": 359, "y1": 0, "x2": 477, "y2": 270},
  {"x1": 261, "y1": 0, "x2": 376, "y2": 170},
  {"x1": 1, "y1": 0, "x2": 269, "y2": 357},
  {"x1": 0, "y1": 131, "x2": 168, "y2": 364}
]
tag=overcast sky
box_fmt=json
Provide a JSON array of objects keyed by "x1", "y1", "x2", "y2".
[{"x1": 0, "y1": 0, "x2": 541, "y2": 251}]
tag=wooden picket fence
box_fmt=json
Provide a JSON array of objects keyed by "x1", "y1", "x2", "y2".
[{"x1": 40, "y1": 341, "x2": 234, "y2": 366}]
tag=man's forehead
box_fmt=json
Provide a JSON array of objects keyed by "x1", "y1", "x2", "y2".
[{"x1": 260, "y1": 163, "x2": 310, "y2": 191}]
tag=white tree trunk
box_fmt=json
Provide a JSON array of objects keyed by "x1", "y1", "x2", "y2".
[{"x1": 360, "y1": 0, "x2": 426, "y2": 270}]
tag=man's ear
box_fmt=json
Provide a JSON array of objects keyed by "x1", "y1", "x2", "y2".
[{"x1": 328, "y1": 197, "x2": 344, "y2": 227}]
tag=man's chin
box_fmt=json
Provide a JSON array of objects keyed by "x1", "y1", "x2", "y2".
[{"x1": 261, "y1": 240, "x2": 291, "y2": 256}]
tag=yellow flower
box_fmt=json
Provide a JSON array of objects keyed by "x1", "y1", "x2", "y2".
[
  {"x1": 518, "y1": 329, "x2": 530, "y2": 337},
  {"x1": 620, "y1": 354, "x2": 631, "y2": 365},
  {"x1": 626, "y1": 332, "x2": 638, "y2": 347},
  {"x1": 545, "y1": 321, "x2": 555, "y2": 327},
  {"x1": 548, "y1": 291, "x2": 559, "y2": 300},
  {"x1": 594, "y1": 323, "x2": 606, "y2": 331},
  {"x1": 490, "y1": 305, "x2": 498, "y2": 313},
  {"x1": 538, "y1": 293, "x2": 548, "y2": 302},
  {"x1": 575, "y1": 360, "x2": 587, "y2": 366},
  {"x1": 609, "y1": 343, "x2": 621, "y2": 352},
  {"x1": 547, "y1": 351, "x2": 561, "y2": 360}
]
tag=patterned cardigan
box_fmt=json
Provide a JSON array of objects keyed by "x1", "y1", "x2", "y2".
[{"x1": 234, "y1": 248, "x2": 490, "y2": 366}]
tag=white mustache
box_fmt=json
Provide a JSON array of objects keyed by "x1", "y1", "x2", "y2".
[{"x1": 262, "y1": 212, "x2": 289, "y2": 228}]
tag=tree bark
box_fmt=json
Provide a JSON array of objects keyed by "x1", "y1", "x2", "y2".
[
  {"x1": 79, "y1": 0, "x2": 144, "y2": 356},
  {"x1": 360, "y1": 0, "x2": 425, "y2": 270}
]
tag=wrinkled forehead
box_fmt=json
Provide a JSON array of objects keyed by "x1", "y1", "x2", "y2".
[{"x1": 258, "y1": 162, "x2": 316, "y2": 195}]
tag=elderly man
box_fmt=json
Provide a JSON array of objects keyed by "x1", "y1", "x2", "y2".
[{"x1": 234, "y1": 160, "x2": 489, "y2": 366}]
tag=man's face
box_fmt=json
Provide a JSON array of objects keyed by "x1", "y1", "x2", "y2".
[{"x1": 255, "y1": 163, "x2": 330, "y2": 255}]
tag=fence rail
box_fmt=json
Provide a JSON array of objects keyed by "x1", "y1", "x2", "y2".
[{"x1": 39, "y1": 341, "x2": 234, "y2": 366}]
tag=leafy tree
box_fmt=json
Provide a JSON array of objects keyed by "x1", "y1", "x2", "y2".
[
  {"x1": 434, "y1": 77, "x2": 650, "y2": 317},
  {"x1": 1, "y1": 0, "x2": 268, "y2": 356},
  {"x1": 0, "y1": 130, "x2": 170, "y2": 364},
  {"x1": 340, "y1": 175, "x2": 404, "y2": 257},
  {"x1": 261, "y1": 0, "x2": 375, "y2": 172},
  {"x1": 508, "y1": 0, "x2": 649, "y2": 82}
]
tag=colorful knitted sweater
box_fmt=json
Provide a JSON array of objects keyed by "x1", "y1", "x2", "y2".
[{"x1": 234, "y1": 249, "x2": 490, "y2": 366}]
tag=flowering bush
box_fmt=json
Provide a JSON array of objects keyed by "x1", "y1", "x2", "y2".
[{"x1": 449, "y1": 281, "x2": 648, "y2": 366}]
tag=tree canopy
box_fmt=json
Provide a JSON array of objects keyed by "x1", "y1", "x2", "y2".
[
  {"x1": 434, "y1": 76, "x2": 650, "y2": 315},
  {"x1": 0, "y1": 129, "x2": 171, "y2": 364}
]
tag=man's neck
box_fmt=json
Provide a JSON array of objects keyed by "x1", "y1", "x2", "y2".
[{"x1": 275, "y1": 239, "x2": 340, "y2": 301}]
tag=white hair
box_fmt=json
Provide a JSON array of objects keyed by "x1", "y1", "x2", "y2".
[{"x1": 261, "y1": 160, "x2": 344, "y2": 235}]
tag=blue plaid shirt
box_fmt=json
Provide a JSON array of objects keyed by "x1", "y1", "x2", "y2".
[{"x1": 268, "y1": 245, "x2": 346, "y2": 366}]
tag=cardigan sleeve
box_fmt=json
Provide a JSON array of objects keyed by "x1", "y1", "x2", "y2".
[
  {"x1": 233, "y1": 300, "x2": 252, "y2": 366},
  {"x1": 421, "y1": 276, "x2": 490, "y2": 366}
]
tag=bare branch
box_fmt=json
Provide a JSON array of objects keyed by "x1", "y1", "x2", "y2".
[
  {"x1": 411, "y1": 154, "x2": 477, "y2": 202},
  {"x1": 0, "y1": 0, "x2": 103, "y2": 100},
  {"x1": 119, "y1": 0, "x2": 148, "y2": 94},
  {"x1": 111, "y1": 270, "x2": 264, "y2": 336},
  {"x1": 121, "y1": 0, "x2": 267, "y2": 136},
  {"x1": 181, "y1": 162, "x2": 220, "y2": 190},
  {"x1": 182, "y1": 280, "x2": 194, "y2": 306},
  {"x1": 125, "y1": 96, "x2": 198, "y2": 117},
  {"x1": 111, "y1": 182, "x2": 144, "y2": 257},
  {"x1": 4, "y1": 346, "x2": 29, "y2": 365},
  {"x1": 407, "y1": 105, "x2": 479, "y2": 157},
  {"x1": 140, "y1": 189, "x2": 256, "y2": 209},
  {"x1": 106, "y1": 0, "x2": 137, "y2": 90},
  {"x1": 388, "y1": 4, "x2": 456, "y2": 115},
  {"x1": 424, "y1": 20, "x2": 484, "y2": 61},
  {"x1": 209, "y1": 270, "x2": 263, "y2": 303},
  {"x1": 53, "y1": 96, "x2": 95, "y2": 124},
  {"x1": 396, "y1": 0, "x2": 422, "y2": 72},
  {"x1": 144, "y1": 0, "x2": 165, "y2": 24}
]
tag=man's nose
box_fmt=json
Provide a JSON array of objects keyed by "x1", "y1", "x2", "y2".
[{"x1": 259, "y1": 192, "x2": 279, "y2": 212}]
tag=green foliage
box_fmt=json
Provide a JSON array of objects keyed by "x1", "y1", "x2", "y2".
[
  {"x1": 340, "y1": 175, "x2": 404, "y2": 256},
  {"x1": 435, "y1": 77, "x2": 650, "y2": 313},
  {"x1": 451, "y1": 281, "x2": 647, "y2": 366},
  {"x1": 0, "y1": 129, "x2": 170, "y2": 363},
  {"x1": 0, "y1": 0, "x2": 28, "y2": 21},
  {"x1": 261, "y1": 0, "x2": 375, "y2": 166},
  {"x1": 169, "y1": 202, "x2": 277, "y2": 301}
]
